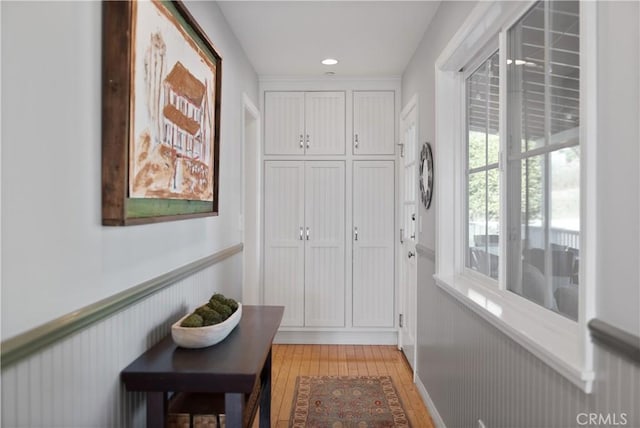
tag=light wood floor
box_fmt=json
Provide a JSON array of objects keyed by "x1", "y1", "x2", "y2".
[{"x1": 260, "y1": 344, "x2": 434, "y2": 428}]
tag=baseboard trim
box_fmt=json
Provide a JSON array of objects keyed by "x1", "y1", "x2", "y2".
[
  {"x1": 274, "y1": 329, "x2": 398, "y2": 345},
  {"x1": 1, "y1": 243, "x2": 243, "y2": 369},
  {"x1": 415, "y1": 375, "x2": 447, "y2": 428}
]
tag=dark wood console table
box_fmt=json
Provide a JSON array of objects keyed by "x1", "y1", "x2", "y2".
[{"x1": 121, "y1": 305, "x2": 284, "y2": 428}]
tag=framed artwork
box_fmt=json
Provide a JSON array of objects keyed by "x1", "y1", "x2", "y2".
[
  {"x1": 102, "y1": 0, "x2": 222, "y2": 225},
  {"x1": 419, "y1": 142, "x2": 433, "y2": 209}
]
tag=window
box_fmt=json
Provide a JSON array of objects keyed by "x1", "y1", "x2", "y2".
[
  {"x1": 434, "y1": 0, "x2": 594, "y2": 391},
  {"x1": 505, "y1": 1, "x2": 580, "y2": 321},
  {"x1": 466, "y1": 51, "x2": 500, "y2": 280}
]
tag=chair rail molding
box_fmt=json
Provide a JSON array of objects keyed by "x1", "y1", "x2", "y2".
[
  {"x1": 1, "y1": 243, "x2": 243, "y2": 369},
  {"x1": 589, "y1": 319, "x2": 640, "y2": 363},
  {"x1": 416, "y1": 243, "x2": 435, "y2": 262}
]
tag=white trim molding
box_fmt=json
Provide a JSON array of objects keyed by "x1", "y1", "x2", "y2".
[
  {"x1": 415, "y1": 375, "x2": 447, "y2": 428},
  {"x1": 241, "y1": 93, "x2": 262, "y2": 306},
  {"x1": 274, "y1": 328, "x2": 397, "y2": 345},
  {"x1": 434, "y1": 0, "x2": 596, "y2": 393}
]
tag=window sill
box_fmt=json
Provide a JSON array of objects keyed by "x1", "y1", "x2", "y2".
[{"x1": 433, "y1": 273, "x2": 594, "y2": 393}]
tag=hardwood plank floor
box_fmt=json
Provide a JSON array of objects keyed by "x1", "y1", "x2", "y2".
[{"x1": 257, "y1": 344, "x2": 434, "y2": 428}]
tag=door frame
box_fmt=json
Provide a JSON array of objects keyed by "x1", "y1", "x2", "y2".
[
  {"x1": 242, "y1": 93, "x2": 262, "y2": 305},
  {"x1": 398, "y1": 94, "x2": 419, "y2": 378}
]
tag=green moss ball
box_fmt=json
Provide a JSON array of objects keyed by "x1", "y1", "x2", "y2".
[
  {"x1": 195, "y1": 305, "x2": 224, "y2": 326},
  {"x1": 180, "y1": 313, "x2": 204, "y2": 328},
  {"x1": 208, "y1": 300, "x2": 232, "y2": 318},
  {"x1": 225, "y1": 298, "x2": 239, "y2": 312},
  {"x1": 210, "y1": 293, "x2": 227, "y2": 303}
]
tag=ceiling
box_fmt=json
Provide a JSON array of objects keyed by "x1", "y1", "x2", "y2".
[{"x1": 217, "y1": 1, "x2": 441, "y2": 77}]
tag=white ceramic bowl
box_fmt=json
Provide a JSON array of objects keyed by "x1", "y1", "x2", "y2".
[{"x1": 171, "y1": 303, "x2": 242, "y2": 348}]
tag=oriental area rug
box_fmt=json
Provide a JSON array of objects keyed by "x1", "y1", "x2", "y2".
[{"x1": 289, "y1": 375, "x2": 411, "y2": 428}]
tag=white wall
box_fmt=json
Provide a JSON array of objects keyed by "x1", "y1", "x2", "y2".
[
  {"x1": 402, "y1": 1, "x2": 476, "y2": 250},
  {"x1": 1, "y1": 0, "x2": 258, "y2": 340},
  {"x1": 403, "y1": 1, "x2": 640, "y2": 427},
  {"x1": 595, "y1": 0, "x2": 640, "y2": 336}
]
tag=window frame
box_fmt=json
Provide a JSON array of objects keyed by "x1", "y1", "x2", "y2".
[
  {"x1": 463, "y1": 45, "x2": 501, "y2": 284},
  {"x1": 434, "y1": 0, "x2": 596, "y2": 392}
]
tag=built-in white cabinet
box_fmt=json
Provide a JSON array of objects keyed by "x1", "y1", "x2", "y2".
[
  {"x1": 352, "y1": 161, "x2": 395, "y2": 327},
  {"x1": 352, "y1": 91, "x2": 395, "y2": 155},
  {"x1": 263, "y1": 161, "x2": 345, "y2": 327},
  {"x1": 263, "y1": 162, "x2": 305, "y2": 326},
  {"x1": 264, "y1": 92, "x2": 304, "y2": 155},
  {"x1": 265, "y1": 92, "x2": 346, "y2": 155},
  {"x1": 262, "y1": 85, "x2": 397, "y2": 342}
]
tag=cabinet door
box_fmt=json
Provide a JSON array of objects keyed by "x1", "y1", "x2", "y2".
[
  {"x1": 304, "y1": 161, "x2": 345, "y2": 327},
  {"x1": 263, "y1": 161, "x2": 305, "y2": 326},
  {"x1": 264, "y1": 92, "x2": 305, "y2": 155},
  {"x1": 304, "y1": 92, "x2": 346, "y2": 155},
  {"x1": 353, "y1": 91, "x2": 395, "y2": 155},
  {"x1": 352, "y1": 161, "x2": 395, "y2": 327}
]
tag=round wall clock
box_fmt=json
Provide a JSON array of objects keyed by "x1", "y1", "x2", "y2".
[{"x1": 419, "y1": 142, "x2": 433, "y2": 209}]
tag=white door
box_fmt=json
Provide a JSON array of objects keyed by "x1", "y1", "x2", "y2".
[
  {"x1": 399, "y1": 100, "x2": 418, "y2": 373},
  {"x1": 264, "y1": 92, "x2": 305, "y2": 155},
  {"x1": 353, "y1": 91, "x2": 395, "y2": 155},
  {"x1": 353, "y1": 161, "x2": 395, "y2": 327},
  {"x1": 304, "y1": 161, "x2": 346, "y2": 326},
  {"x1": 304, "y1": 92, "x2": 346, "y2": 155},
  {"x1": 263, "y1": 161, "x2": 305, "y2": 326}
]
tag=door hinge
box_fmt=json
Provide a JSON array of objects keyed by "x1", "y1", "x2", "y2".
[{"x1": 399, "y1": 314, "x2": 404, "y2": 328}]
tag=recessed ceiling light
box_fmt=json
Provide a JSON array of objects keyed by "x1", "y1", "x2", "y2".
[{"x1": 321, "y1": 58, "x2": 338, "y2": 66}]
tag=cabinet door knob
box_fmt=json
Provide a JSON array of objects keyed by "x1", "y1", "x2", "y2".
[
  {"x1": 306, "y1": 227, "x2": 310, "y2": 240},
  {"x1": 354, "y1": 133, "x2": 359, "y2": 149},
  {"x1": 299, "y1": 226, "x2": 304, "y2": 240},
  {"x1": 299, "y1": 134, "x2": 304, "y2": 149},
  {"x1": 354, "y1": 227, "x2": 359, "y2": 241},
  {"x1": 306, "y1": 134, "x2": 310, "y2": 149},
  {"x1": 408, "y1": 251, "x2": 415, "y2": 259}
]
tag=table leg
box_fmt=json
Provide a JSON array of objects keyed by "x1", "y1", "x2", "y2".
[
  {"x1": 225, "y1": 392, "x2": 245, "y2": 427},
  {"x1": 146, "y1": 391, "x2": 167, "y2": 428},
  {"x1": 259, "y1": 348, "x2": 272, "y2": 428}
]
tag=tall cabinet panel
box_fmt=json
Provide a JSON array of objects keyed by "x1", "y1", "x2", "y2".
[
  {"x1": 352, "y1": 161, "x2": 395, "y2": 327},
  {"x1": 353, "y1": 91, "x2": 395, "y2": 155},
  {"x1": 262, "y1": 86, "x2": 396, "y2": 340},
  {"x1": 304, "y1": 162, "x2": 346, "y2": 327},
  {"x1": 264, "y1": 92, "x2": 305, "y2": 155},
  {"x1": 305, "y1": 92, "x2": 346, "y2": 155},
  {"x1": 263, "y1": 162, "x2": 305, "y2": 326}
]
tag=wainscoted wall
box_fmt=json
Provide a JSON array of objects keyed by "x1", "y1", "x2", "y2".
[
  {"x1": 418, "y1": 254, "x2": 639, "y2": 428},
  {"x1": 404, "y1": 1, "x2": 640, "y2": 427},
  {"x1": 1, "y1": 0, "x2": 257, "y2": 426},
  {"x1": 1, "y1": 254, "x2": 241, "y2": 428}
]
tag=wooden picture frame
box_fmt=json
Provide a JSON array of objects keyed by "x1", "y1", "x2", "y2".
[{"x1": 102, "y1": 0, "x2": 222, "y2": 226}]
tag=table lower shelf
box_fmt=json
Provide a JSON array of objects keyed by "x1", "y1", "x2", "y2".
[{"x1": 167, "y1": 379, "x2": 262, "y2": 428}]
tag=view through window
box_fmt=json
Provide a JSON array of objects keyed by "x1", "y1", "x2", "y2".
[
  {"x1": 466, "y1": 52, "x2": 500, "y2": 280},
  {"x1": 506, "y1": 0, "x2": 580, "y2": 320}
]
